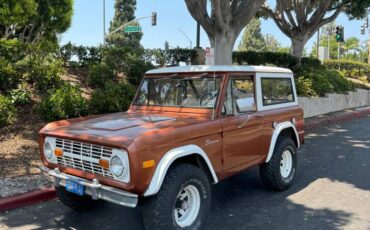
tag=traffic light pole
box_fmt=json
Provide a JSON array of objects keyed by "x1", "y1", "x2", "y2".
[
  {"x1": 338, "y1": 42, "x2": 340, "y2": 60},
  {"x1": 104, "y1": 13, "x2": 157, "y2": 40}
]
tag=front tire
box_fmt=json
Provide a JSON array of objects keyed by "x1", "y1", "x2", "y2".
[
  {"x1": 142, "y1": 164, "x2": 211, "y2": 230},
  {"x1": 55, "y1": 186, "x2": 104, "y2": 212},
  {"x1": 260, "y1": 137, "x2": 297, "y2": 191}
]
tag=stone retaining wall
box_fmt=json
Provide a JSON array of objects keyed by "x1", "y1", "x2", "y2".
[{"x1": 298, "y1": 89, "x2": 370, "y2": 118}]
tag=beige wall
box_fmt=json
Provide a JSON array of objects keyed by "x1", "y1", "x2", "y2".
[{"x1": 299, "y1": 89, "x2": 370, "y2": 118}]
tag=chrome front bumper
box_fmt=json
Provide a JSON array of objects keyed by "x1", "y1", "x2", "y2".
[{"x1": 40, "y1": 166, "x2": 138, "y2": 208}]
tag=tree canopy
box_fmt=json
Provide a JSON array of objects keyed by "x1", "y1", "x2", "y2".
[
  {"x1": 0, "y1": 0, "x2": 73, "y2": 43},
  {"x1": 185, "y1": 0, "x2": 264, "y2": 64},
  {"x1": 262, "y1": 0, "x2": 370, "y2": 58},
  {"x1": 238, "y1": 18, "x2": 284, "y2": 52},
  {"x1": 106, "y1": 0, "x2": 142, "y2": 51},
  {"x1": 238, "y1": 19, "x2": 265, "y2": 52}
]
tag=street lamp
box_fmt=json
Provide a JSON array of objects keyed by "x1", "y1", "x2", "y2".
[{"x1": 178, "y1": 29, "x2": 192, "y2": 49}]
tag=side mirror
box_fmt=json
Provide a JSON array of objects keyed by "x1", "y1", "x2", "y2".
[{"x1": 235, "y1": 98, "x2": 256, "y2": 113}]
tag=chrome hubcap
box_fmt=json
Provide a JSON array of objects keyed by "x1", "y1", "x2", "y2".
[
  {"x1": 280, "y1": 150, "x2": 293, "y2": 178},
  {"x1": 174, "y1": 185, "x2": 201, "y2": 227}
]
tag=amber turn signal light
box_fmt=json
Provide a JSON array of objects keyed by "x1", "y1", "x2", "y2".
[
  {"x1": 99, "y1": 159, "x2": 110, "y2": 169},
  {"x1": 54, "y1": 148, "x2": 64, "y2": 157},
  {"x1": 143, "y1": 160, "x2": 155, "y2": 169}
]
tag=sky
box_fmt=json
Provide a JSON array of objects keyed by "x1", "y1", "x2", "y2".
[{"x1": 60, "y1": 0, "x2": 369, "y2": 54}]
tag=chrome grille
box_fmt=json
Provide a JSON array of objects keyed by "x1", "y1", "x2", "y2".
[{"x1": 55, "y1": 138, "x2": 114, "y2": 178}]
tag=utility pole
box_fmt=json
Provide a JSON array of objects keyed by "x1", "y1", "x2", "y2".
[
  {"x1": 103, "y1": 0, "x2": 106, "y2": 44},
  {"x1": 196, "y1": 23, "x2": 200, "y2": 48}
]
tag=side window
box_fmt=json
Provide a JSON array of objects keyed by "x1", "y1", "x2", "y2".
[
  {"x1": 223, "y1": 76, "x2": 256, "y2": 115},
  {"x1": 261, "y1": 78, "x2": 294, "y2": 106}
]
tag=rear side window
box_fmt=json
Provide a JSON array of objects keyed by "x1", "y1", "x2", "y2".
[{"x1": 261, "y1": 78, "x2": 294, "y2": 106}]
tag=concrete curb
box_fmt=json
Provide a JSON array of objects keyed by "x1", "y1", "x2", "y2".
[
  {"x1": 0, "y1": 188, "x2": 56, "y2": 212},
  {"x1": 0, "y1": 106, "x2": 369, "y2": 212},
  {"x1": 305, "y1": 107, "x2": 370, "y2": 130}
]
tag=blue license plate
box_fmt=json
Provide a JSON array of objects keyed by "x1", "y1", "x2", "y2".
[{"x1": 66, "y1": 179, "x2": 85, "y2": 196}]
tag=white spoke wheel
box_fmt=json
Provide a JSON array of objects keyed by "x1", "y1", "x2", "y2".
[
  {"x1": 280, "y1": 150, "x2": 293, "y2": 178},
  {"x1": 142, "y1": 164, "x2": 211, "y2": 230},
  {"x1": 260, "y1": 138, "x2": 297, "y2": 191},
  {"x1": 173, "y1": 185, "x2": 201, "y2": 227}
]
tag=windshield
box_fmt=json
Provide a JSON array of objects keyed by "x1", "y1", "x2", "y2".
[{"x1": 133, "y1": 74, "x2": 222, "y2": 108}]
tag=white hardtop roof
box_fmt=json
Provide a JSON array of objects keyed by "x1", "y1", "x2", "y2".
[{"x1": 146, "y1": 65, "x2": 293, "y2": 75}]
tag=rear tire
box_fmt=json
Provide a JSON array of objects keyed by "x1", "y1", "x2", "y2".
[
  {"x1": 260, "y1": 137, "x2": 297, "y2": 191},
  {"x1": 142, "y1": 164, "x2": 211, "y2": 230},
  {"x1": 55, "y1": 186, "x2": 104, "y2": 212}
]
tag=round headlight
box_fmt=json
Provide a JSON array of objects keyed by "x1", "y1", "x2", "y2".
[
  {"x1": 110, "y1": 156, "x2": 124, "y2": 177},
  {"x1": 44, "y1": 141, "x2": 54, "y2": 160}
]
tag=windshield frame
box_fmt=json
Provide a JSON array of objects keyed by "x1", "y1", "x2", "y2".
[{"x1": 131, "y1": 73, "x2": 225, "y2": 110}]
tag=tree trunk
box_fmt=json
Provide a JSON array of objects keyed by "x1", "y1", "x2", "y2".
[
  {"x1": 212, "y1": 31, "x2": 237, "y2": 65},
  {"x1": 291, "y1": 38, "x2": 307, "y2": 58}
]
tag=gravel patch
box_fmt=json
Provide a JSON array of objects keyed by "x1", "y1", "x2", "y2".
[{"x1": 0, "y1": 174, "x2": 53, "y2": 198}]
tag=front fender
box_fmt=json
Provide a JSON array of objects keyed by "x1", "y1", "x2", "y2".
[{"x1": 143, "y1": 144, "x2": 218, "y2": 197}]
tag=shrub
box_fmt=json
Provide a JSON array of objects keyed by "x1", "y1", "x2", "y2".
[
  {"x1": 296, "y1": 77, "x2": 317, "y2": 97},
  {"x1": 0, "y1": 40, "x2": 27, "y2": 92},
  {"x1": 9, "y1": 87, "x2": 31, "y2": 105},
  {"x1": 31, "y1": 60, "x2": 64, "y2": 92},
  {"x1": 87, "y1": 63, "x2": 116, "y2": 88},
  {"x1": 89, "y1": 81, "x2": 136, "y2": 115},
  {"x1": 295, "y1": 66, "x2": 353, "y2": 97},
  {"x1": 324, "y1": 59, "x2": 370, "y2": 81},
  {"x1": 39, "y1": 84, "x2": 88, "y2": 121},
  {"x1": 0, "y1": 57, "x2": 21, "y2": 92},
  {"x1": 124, "y1": 59, "x2": 154, "y2": 86},
  {"x1": 0, "y1": 95, "x2": 16, "y2": 127}
]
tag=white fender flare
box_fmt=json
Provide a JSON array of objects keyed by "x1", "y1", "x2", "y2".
[
  {"x1": 144, "y1": 144, "x2": 218, "y2": 197},
  {"x1": 265, "y1": 121, "x2": 300, "y2": 163}
]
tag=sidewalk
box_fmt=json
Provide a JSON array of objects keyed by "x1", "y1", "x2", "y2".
[
  {"x1": 0, "y1": 105, "x2": 369, "y2": 212},
  {"x1": 304, "y1": 106, "x2": 370, "y2": 130}
]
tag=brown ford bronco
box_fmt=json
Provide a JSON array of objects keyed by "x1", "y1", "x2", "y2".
[{"x1": 39, "y1": 65, "x2": 304, "y2": 230}]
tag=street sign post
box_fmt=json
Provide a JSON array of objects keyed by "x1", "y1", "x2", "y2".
[
  {"x1": 124, "y1": 26, "x2": 142, "y2": 33},
  {"x1": 205, "y1": 47, "x2": 215, "y2": 66}
]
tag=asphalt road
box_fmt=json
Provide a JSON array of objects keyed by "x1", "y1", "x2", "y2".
[{"x1": 1, "y1": 115, "x2": 370, "y2": 230}]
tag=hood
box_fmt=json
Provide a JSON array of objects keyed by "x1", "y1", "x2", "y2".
[{"x1": 40, "y1": 112, "x2": 205, "y2": 149}]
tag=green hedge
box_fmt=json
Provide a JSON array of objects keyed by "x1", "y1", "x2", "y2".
[
  {"x1": 295, "y1": 66, "x2": 353, "y2": 97},
  {"x1": 233, "y1": 51, "x2": 321, "y2": 69},
  {"x1": 324, "y1": 59, "x2": 370, "y2": 82}
]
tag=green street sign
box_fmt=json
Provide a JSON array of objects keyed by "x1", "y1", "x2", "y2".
[{"x1": 124, "y1": 26, "x2": 142, "y2": 33}]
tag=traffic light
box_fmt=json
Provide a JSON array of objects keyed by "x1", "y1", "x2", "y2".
[
  {"x1": 365, "y1": 17, "x2": 369, "y2": 28},
  {"x1": 340, "y1": 27, "x2": 344, "y2": 42},
  {"x1": 336, "y1": 26, "x2": 344, "y2": 42},
  {"x1": 361, "y1": 25, "x2": 366, "y2": 35},
  {"x1": 152, "y1": 12, "x2": 157, "y2": 26}
]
